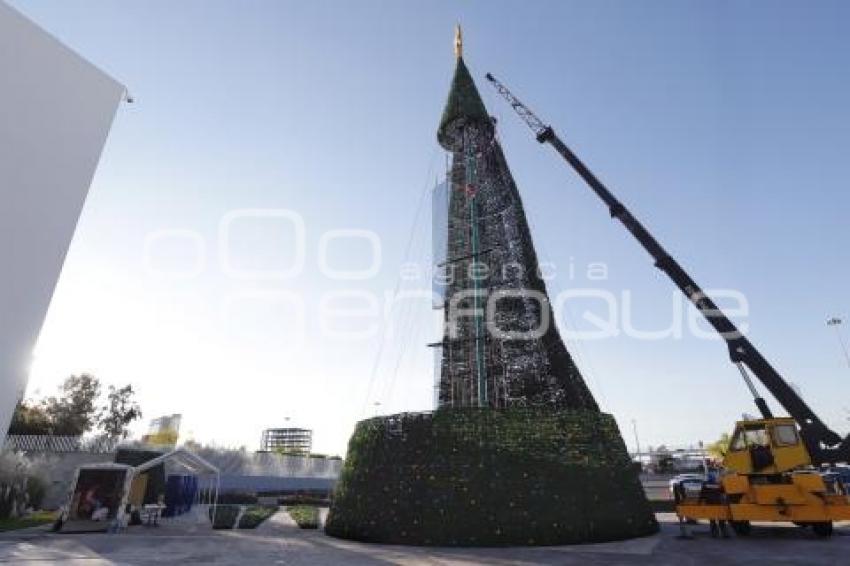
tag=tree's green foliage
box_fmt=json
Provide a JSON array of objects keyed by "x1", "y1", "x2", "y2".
[
  {"x1": 98, "y1": 384, "x2": 142, "y2": 440},
  {"x1": 326, "y1": 408, "x2": 658, "y2": 546},
  {"x1": 707, "y1": 432, "x2": 732, "y2": 461},
  {"x1": 9, "y1": 375, "x2": 142, "y2": 439},
  {"x1": 43, "y1": 374, "x2": 101, "y2": 436},
  {"x1": 437, "y1": 57, "x2": 492, "y2": 150},
  {"x1": 8, "y1": 401, "x2": 51, "y2": 435}
]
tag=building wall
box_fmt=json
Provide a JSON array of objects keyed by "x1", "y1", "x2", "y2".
[
  {"x1": 16, "y1": 444, "x2": 342, "y2": 508},
  {"x1": 27, "y1": 452, "x2": 117, "y2": 510},
  {"x1": 0, "y1": 3, "x2": 123, "y2": 438}
]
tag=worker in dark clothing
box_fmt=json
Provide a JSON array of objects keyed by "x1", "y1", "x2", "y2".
[{"x1": 703, "y1": 466, "x2": 729, "y2": 538}]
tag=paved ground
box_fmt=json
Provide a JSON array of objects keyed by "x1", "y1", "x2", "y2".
[{"x1": 1, "y1": 512, "x2": 848, "y2": 565}]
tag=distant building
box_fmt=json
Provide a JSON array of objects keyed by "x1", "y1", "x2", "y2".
[
  {"x1": 142, "y1": 414, "x2": 182, "y2": 448},
  {"x1": 260, "y1": 428, "x2": 312, "y2": 455}
]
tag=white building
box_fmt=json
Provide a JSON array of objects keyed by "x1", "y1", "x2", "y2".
[{"x1": 0, "y1": 2, "x2": 125, "y2": 437}]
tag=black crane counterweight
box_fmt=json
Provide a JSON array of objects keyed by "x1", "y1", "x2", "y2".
[{"x1": 485, "y1": 72, "x2": 850, "y2": 465}]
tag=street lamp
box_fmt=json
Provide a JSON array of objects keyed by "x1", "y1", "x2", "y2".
[
  {"x1": 827, "y1": 317, "x2": 850, "y2": 370},
  {"x1": 631, "y1": 419, "x2": 642, "y2": 466}
]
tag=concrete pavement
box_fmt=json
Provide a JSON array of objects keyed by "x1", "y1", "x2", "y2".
[{"x1": 1, "y1": 513, "x2": 848, "y2": 565}]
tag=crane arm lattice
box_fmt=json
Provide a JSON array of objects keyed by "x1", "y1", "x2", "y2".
[
  {"x1": 484, "y1": 70, "x2": 850, "y2": 465},
  {"x1": 485, "y1": 73, "x2": 548, "y2": 139}
]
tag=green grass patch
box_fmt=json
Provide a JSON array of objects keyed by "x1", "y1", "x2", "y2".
[
  {"x1": 0, "y1": 511, "x2": 56, "y2": 532},
  {"x1": 287, "y1": 505, "x2": 319, "y2": 529}
]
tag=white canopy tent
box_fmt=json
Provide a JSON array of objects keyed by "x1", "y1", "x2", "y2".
[
  {"x1": 132, "y1": 448, "x2": 221, "y2": 525},
  {"x1": 58, "y1": 449, "x2": 221, "y2": 532}
]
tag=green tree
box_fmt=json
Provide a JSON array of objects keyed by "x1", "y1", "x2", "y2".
[
  {"x1": 7, "y1": 400, "x2": 51, "y2": 435},
  {"x1": 98, "y1": 385, "x2": 142, "y2": 440},
  {"x1": 706, "y1": 432, "x2": 732, "y2": 461},
  {"x1": 43, "y1": 374, "x2": 101, "y2": 436}
]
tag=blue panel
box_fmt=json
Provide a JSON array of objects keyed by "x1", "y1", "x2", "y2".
[{"x1": 431, "y1": 180, "x2": 449, "y2": 307}]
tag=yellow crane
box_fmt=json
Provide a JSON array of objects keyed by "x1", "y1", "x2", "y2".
[
  {"x1": 675, "y1": 417, "x2": 850, "y2": 536},
  {"x1": 486, "y1": 72, "x2": 850, "y2": 537}
]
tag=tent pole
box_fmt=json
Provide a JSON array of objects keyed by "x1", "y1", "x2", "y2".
[{"x1": 211, "y1": 473, "x2": 220, "y2": 526}]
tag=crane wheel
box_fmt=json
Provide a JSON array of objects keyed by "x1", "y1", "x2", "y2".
[
  {"x1": 730, "y1": 521, "x2": 751, "y2": 536},
  {"x1": 811, "y1": 521, "x2": 833, "y2": 537}
]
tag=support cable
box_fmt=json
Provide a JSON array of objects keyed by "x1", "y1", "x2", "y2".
[{"x1": 359, "y1": 148, "x2": 438, "y2": 417}]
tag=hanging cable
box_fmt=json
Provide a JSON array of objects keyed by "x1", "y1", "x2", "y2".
[
  {"x1": 381, "y1": 221, "x2": 432, "y2": 405},
  {"x1": 359, "y1": 148, "x2": 438, "y2": 417}
]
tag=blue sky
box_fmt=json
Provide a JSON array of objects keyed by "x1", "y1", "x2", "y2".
[{"x1": 11, "y1": 0, "x2": 850, "y2": 455}]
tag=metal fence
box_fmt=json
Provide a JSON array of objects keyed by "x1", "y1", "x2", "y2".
[{"x1": 3, "y1": 434, "x2": 119, "y2": 454}]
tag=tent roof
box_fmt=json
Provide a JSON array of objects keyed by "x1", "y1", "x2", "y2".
[
  {"x1": 133, "y1": 448, "x2": 219, "y2": 476},
  {"x1": 78, "y1": 463, "x2": 134, "y2": 471}
]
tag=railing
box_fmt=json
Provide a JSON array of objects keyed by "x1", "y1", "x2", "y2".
[{"x1": 3, "y1": 434, "x2": 119, "y2": 454}]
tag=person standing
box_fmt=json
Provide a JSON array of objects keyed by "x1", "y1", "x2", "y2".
[{"x1": 703, "y1": 466, "x2": 729, "y2": 538}]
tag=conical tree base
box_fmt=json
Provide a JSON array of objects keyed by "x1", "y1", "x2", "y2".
[{"x1": 325, "y1": 408, "x2": 658, "y2": 546}]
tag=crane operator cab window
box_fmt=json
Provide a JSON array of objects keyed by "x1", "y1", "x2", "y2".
[
  {"x1": 730, "y1": 426, "x2": 769, "y2": 451},
  {"x1": 730, "y1": 423, "x2": 775, "y2": 471},
  {"x1": 771, "y1": 423, "x2": 799, "y2": 447},
  {"x1": 727, "y1": 420, "x2": 808, "y2": 474}
]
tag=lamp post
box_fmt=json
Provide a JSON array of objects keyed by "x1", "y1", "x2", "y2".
[
  {"x1": 631, "y1": 419, "x2": 642, "y2": 467},
  {"x1": 827, "y1": 317, "x2": 850, "y2": 370}
]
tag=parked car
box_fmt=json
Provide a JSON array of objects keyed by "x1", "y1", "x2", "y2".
[
  {"x1": 820, "y1": 468, "x2": 850, "y2": 495},
  {"x1": 832, "y1": 466, "x2": 850, "y2": 488},
  {"x1": 669, "y1": 473, "x2": 706, "y2": 502}
]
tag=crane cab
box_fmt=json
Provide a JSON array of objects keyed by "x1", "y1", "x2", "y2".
[
  {"x1": 677, "y1": 416, "x2": 850, "y2": 534},
  {"x1": 723, "y1": 417, "x2": 811, "y2": 476}
]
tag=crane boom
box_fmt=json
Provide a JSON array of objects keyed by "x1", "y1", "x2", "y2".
[{"x1": 485, "y1": 72, "x2": 850, "y2": 465}]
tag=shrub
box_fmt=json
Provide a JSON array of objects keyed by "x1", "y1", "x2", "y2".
[
  {"x1": 216, "y1": 492, "x2": 258, "y2": 505},
  {"x1": 25, "y1": 475, "x2": 47, "y2": 510},
  {"x1": 0, "y1": 450, "x2": 42, "y2": 520},
  {"x1": 237, "y1": 505, "x2": 277, "y2": 529},
  {"x1": 288, "y1": 505, "x2": 319, "y2": 529},
  {"x1": 277, "y1": 494, "x2": 329, "y2": 506},
  {"x1": 209, "y1": 505, "x2": 239, "y2": 529},
  {"x1": 208, "y1": 504, "x2": 277, "y2": 529}
]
